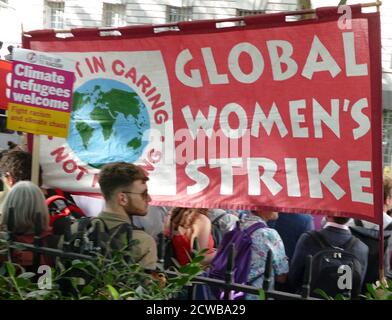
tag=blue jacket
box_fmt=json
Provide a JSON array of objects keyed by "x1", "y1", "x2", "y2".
[{"x1": 268, "y1": 213, "x2": 314, "y2": 260}]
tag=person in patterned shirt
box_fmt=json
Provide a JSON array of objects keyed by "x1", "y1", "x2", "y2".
[{"x1": 242, "y1": 210, "x2": 289, "y2": 300}]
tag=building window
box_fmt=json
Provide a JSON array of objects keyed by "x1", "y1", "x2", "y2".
[
  {"x1": 102, "y1": 3, "x2": 126, "y2": 27},
  {"x1": 237, "y1": 9, "x2": 265, "y2": 17},
  {"x1": 167, "y1": 6, "x2": 192, "y2": 23},
  {"x1": 45, "y1": 1, "x2": 64, "y2": 29}
]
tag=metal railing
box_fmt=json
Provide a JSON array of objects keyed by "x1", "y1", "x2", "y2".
[
  {"x1": 1, "y1": 210, "x2": 320, "y2": 300},
  {"x1": 2, "y1": 239, "x2": 320, "y2": 300}
]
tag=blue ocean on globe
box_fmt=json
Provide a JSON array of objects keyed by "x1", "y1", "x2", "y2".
[{"x1": 67, "y1": 78, "x2": 150, "y2": 168}]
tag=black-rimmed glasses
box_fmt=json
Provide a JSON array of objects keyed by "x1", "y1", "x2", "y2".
[{"x1": 121, "y1": 190, "x2": 149, "y2": 200}]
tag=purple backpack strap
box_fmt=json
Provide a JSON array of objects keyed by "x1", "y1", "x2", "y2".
[{"x1": 243, "y1": 222, "x2": 266, "y2": 236}]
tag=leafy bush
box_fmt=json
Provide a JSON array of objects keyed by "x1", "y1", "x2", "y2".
[
  {"x1": 312, "y1": 279, "x2": 392, "y2": 300},
  {"x1": 363, "y1": 279, "x2": 392, "y2": 300},
  {"x1": 0, "y1": 240, "x2": 206, "y2": 300}
]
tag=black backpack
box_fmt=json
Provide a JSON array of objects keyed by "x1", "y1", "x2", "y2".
[
  {"x1": 162, "y1": 235, "x2": 178, "y2": 269},
  {"x1": 63, "y1": 216, "x2": 133, "y2": 257},
  {"x1": 307, "y1": 231, "x2": 363, "y2": 299},
  {"x1": 57, "y1": 217, "x2": 133, "y2": 296},
  {"x1": 349, "y1": 220, "x2": 392, "y2": 290}
]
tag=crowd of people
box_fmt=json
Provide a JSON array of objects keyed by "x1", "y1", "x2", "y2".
[{"x1": 0, "y1": 146, "x2": 391, "y2": 300}]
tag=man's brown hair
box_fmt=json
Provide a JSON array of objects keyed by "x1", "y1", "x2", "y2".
[{"x1": 98, "y1": 162, "x2": 148, "y2": 201}]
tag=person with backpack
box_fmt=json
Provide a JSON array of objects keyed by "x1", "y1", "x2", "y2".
[
  {"x1": 347, "y1": 175, "x2": 392, "y2": 288},
  {"x1": 289, "y1": 216, "x2": 369, "y2": 299},
  {"x1": 208, "y1": 209, "x2": 238, "y2": 247},
  {"x1": 209, "y1": 209, "x2": 288, "y2": 300},
  {"x1": 96, "y1": 162, "x2": 157, "y2": 270}
]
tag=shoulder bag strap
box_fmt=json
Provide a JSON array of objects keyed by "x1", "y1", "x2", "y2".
[
  {"x1": 308, "y1": 230, "x2": 330, "y2": 249},
  {"x1": 212, "y1": 213, "x2": 226, "y2": 224},
  {"x1": 244, "y1": 222, "x2": 266, "y2": 236},
  {"x1": 343, "y1": 235, "x2": 358, "y2": 251}
]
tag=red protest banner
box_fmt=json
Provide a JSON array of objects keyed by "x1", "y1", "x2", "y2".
[
  {"x1": 0, "y1": 59, "x2": 12, "y2": 110},
  {"x1": 23, "y1": 5, "x2": 383, "y2": 223}
]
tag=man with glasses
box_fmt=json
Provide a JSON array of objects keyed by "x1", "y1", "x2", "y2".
[{"x1": 97, "y1": 162, "x2": 157, "y2": 269}]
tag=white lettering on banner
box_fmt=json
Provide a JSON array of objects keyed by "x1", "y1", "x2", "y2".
[
  {"x1": 12, "y1": 92, "x2": 69, "y2": 110},
  {"x1": 181, "y1": 97, "x2": 370, "y2": 141},
  {"x1": 186, "y1": 159, "x2": 209, "y2": 194},
  {"x1": 14, "y1": 64, "x2": 65, "y2": 84},
  {"x1": 182, "y1": 105, "x2": 217, "y2": 139},
  {"x1": 175, "y1": 49, "x2": 202, "y2": 88},
  {"x1": 351, "y1": 98, "x2": 370, "y2": 140},
  {"x1": 31, "y1": 21, "x2": 375, "y2": 217},
  {"x1": 302, "y1": 35, "x2": 342, "y2": 80},
  {"x1": 210, "y1": 158, "x2": 243, "y2": 195},
  {"x1": 13, "y1": 79, "x2": 71, "y2": 97},
  {"x1": 343, "y1": 32, "x2": 368, "y2": 76},
  {"x1": 251, "y1": 102, "x2": 288, "y2": 137},
  {"x1": 175, "y1": 32, "x2": 369, "y2": 87},
  {"x1": 267, "y1": 40, "x2": 298, "y2": 81},
  {"x1": 289, "y1": 100, "x2": 309, "y2": 138},
  {"x1": 201, "y1": 47, "x2": 229, "y2": 85},
  {"x1": 306, "y1": 158, "x2": 345, "y2": 200},
  {"x1": 219, "y1": 103, "x2": 248, "y2": 139},
  {"x1": 313, "y1": 98, "x2": 340, "y2": 138},
  {"x1": 228, "y1": 42, "x2": 264, "y2": 83},
  {"x1": 184, "y1": 157, "x2": 373, "y2": 204},
  {"x1": 348, "y1": 161, "x2": 373, "y2": 205},
  {"x1": 284, "y1": 158, "x2": 301, "y2": 197},
  {"x1": 248, "y1": 157, "x2": 283, "y2": 196}
]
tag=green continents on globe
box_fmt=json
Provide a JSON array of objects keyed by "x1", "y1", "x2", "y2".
[
  {"x1": 75, "y1": 121, "x2": 94, "y2": 149},
  {"x1": 68, "y1": 79, "x2": 150, "y2": 168}
]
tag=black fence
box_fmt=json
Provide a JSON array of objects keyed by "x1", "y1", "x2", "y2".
[
  {"x1": 2, "y1": 240, "x2": 321, "y2": 300},
  {"x1": 0, "y1": 208, "x2": 324, "y2": 300}
]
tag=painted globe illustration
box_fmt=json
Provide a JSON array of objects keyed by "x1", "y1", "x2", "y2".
[{"x1": 67, "y1": 78, "x2": 150, "y2": 168}]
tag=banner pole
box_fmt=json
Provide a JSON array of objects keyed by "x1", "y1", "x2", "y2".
[
  {"x1": 379, "y1": 197, "x2": 385, "y2": 284},
  {"x1": 31, "y1": 134, "x2": 40, "y2": 186},
  {"x1": 377, "y1": 0, "x2": 384, "y2": 284}
]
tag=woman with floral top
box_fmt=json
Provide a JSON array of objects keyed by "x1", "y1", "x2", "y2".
[{"x1": 242, "y1": 210, "x2": 289, "y2": 300}]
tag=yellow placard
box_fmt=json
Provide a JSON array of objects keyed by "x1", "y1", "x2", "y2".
[{"x1": 7, "y1": 103, "x2": 70, "y2": 138}]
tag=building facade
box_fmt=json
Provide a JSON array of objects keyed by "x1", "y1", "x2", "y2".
[{"x1": 0, "y1": 0, "x2": 298, "y2": 33}]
